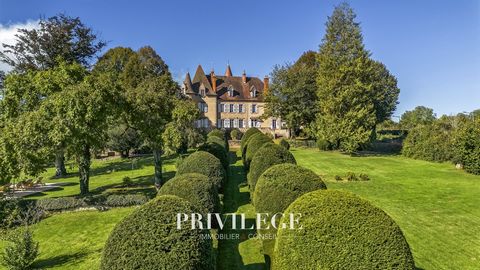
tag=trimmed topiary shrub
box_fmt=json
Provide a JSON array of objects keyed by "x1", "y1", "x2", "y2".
[
  {"x1": 272, "y1": 190, "x2": 415, "y2": 270},
  {"x1": 176, "y1": 151, "x2": 226, "y2": 190},
  {"x1": 230, "y1": 129, "x2": 242, "y2": 140},
  {"x1": 278, "y1": 139, "x2": 290, "y2": 150},
  {"x1": 158, "y1": 173, "x2": 220, "y2": 215},
  {"x1": 244, "y1": 133, "x2": 273, "y2": 170},
  {"x1": 199, "y1": 141, "x2": 229, "y2": 170},
  {"x1": 207, "y1": 132, "x2": 229, "y2": 152},
  {"x1": 240, "y1": 127, "x2": 261, "y2": 155},
  {"x1": 207, "y1": 129, "x2": 225, "y2": 141},
  {"x1": 247, "y1": 143, "x2": 296, "y2": 196},
  {"x1": 101, "y1": 195, "x2": 214, "y2": 270},
  {"x1": 253, "y1": 164, "x2": 326, "y2": 257}
]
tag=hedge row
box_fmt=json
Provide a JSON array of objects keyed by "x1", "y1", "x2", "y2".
[
  {"x1": 176, "y1": 151, "x2": 226, "y2": 191},
  {"x1": 238, "y1": 127, "x2": 414, "y2": 268},
  {"x1": 244, "y1": 133, "x2": 273, "y2": 169},
  {"x1": 247, "y1": 143, "x2": 296, "y2": 197}
]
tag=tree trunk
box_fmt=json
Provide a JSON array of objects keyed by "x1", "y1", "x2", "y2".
[
  {"x1": 54, "y1": 149, "x2": 67, "y2": 178},
  {"x1": 78, "y1": 144, "x2": 91, "y2": 196},
  {"x1": 153, "y1": 148, "x2": 163, "y2": 189}
]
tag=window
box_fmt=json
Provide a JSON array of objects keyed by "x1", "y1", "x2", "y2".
[
  {"x1": 233, "y1": 119, "x2": 239, "y2": 128},
  {"x1": 251, "y1": 104, "x2": 257, "y2": 113},
  {"x1": 272, "y1": 119, "x2": 277, "y2": 129},
  {"x1": 239, "y1": 119, "x2": 244, "y2": 128},
  {"x1": 239, "y1": 104, "x2": 244, "y2": 113},
  {"x1": 198, "y1": 103, "x2": 208, "y2": 113},
  {"x1": 230, "y1": 104, "x2": 234, "y2": 113},
  {"x1": 200, "y1": 89, "x2": 205, "y2": 97},
  {"x1": 224, "y1": 119, "x2": 230, "y2": 128},
  {"x1": 228, "y1": 86, "x2": 234, "y2": 97},
  {"x1": 250, "y1": 86, "x2": 257, "y2": 98}
]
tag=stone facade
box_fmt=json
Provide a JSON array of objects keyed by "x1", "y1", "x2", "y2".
[{"x1": 183, "y1": 65, "x2": 288, "y2": 137}]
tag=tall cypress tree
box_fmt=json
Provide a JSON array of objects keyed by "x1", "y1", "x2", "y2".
[{"x1": 316, "y1": 3, "x2": 398, "y2": 152}]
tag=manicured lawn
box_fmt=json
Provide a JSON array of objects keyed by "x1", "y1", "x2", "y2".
[
  {"x1": 25, "y1": 155, "x2": 178, "y2": 199},
  {"x1": 2, "y1": 149, "x2": 478, "y2": 269},
  {"x1": 291, "y1": 148, "x2": 480, "y2": 270}
]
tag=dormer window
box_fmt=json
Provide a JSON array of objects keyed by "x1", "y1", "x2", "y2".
[
  {"x1": 250, "y1": 86, "x2": 257, "y2": 98},
  {"x1": 200, "y1": 84, "x2": 206, "y2": 97},
  {"x1": 228, "y1": 85, "x2": 234, "y2": 97}
]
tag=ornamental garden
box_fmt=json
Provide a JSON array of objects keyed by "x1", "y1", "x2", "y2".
[{"x1": 0, "y1": 3, "x2": 479, "y2": 270}]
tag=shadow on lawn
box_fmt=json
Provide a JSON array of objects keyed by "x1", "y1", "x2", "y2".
[{"x1": 33, "y1": 252, "x2": 89, "y2": 269}]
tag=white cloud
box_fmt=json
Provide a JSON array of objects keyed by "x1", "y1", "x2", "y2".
[{"x1": 0, "y1": 20, "x2": 39, "y2": 72}]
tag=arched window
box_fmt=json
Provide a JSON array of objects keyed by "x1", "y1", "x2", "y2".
[
  {"x1": 250, "y1": 86, "x2": 257, "y2": 98},
  {"x1": 228, "y1": 85, "x2": 234, "y2": 97}
]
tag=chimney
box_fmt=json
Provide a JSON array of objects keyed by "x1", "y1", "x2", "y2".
[
  {"x1": 263, "y1": 76, "x2": 269, "y2": 94},
  {"x1": 211, "y1": 70, "x2": 217, "y2": 91},
  {"x1": 242, "y1": 70, "x2": 247, "y2": 83},
  {"x1": 225, "y1": 64, "x2": 232, "y2": 77}
]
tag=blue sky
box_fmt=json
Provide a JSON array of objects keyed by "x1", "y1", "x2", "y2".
[{"x1": 0, "y1": 0, "x2": 479, "y2": 116}]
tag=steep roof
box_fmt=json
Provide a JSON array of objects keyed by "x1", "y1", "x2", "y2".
[{"x1": 184, "y1": 65, "x2": 265, "y2": 101}]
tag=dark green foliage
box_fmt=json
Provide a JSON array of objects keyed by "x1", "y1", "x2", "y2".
[
  {"x1": 402, "y1": 117, "x2": 454, "y2": 162},
  {"x1": 0, "y1": 199, "x2": 23, "y2": 229},
  {"x1": 247, "y1": 143, "x2": 296, "y2": 196},
  {"x1": 400, "y1": 106, "x2": 436, "y2": 130},
  {"x1": 0, "y1": 14, "x2": 106, "y2": 72},
  {"x1": 316, "y1": 139, "x2": 331, "y2": 151},
  {"x1": 230, "y1": 129, "x2": 242, "y2": 140},
  {"x1": 334, "y1": 175, "x2": 342, "y2": 181},
  {"x1": 254, "y1": 164, "x2": 326, "y2": 257},
  {"x1": 240, "y1": 128, "x2": 261, "y2": 154},
  {"x1": 35, "y1": 197, "x2": 88, "y2": 212},
  {"x1": 453, "y1": 119, "x2": 480, "y2": 174},
  {"x1": 315, "y1": 3, "x2": 399, "y2": 152},
  {"x1": 122, "y1": 176, "x2": 133, "y2": 187},
  {"x1": 198, "y1": 141, "x2": 229, "y2": 170},
  {"x1": 272, "y1": 190, "x2": 415, "y2": 269},
  {"x1": 278, "y1": 139, "x2": 290, "y2": 150},
  {"x1": 104, "y1": 194, "x2": 149, "y2": 207},
  {"x1": 359, "y1": 173, "x2": 370, "y2": 181},
  {"x1": 101, "y1": 195, "x2": 214, "y2": 270},
  {"x1": 265, "y1": 51, "x2": 318, "y2": 135},
  {"x1": 244, "y1": 133, "x2": 273, "y2": 169},
  {"x1": 207, "y1": 129, "x2": 226, "y2": 140},
  {"x1": 1, "y1": 228, "x2": 39, "y2": 270},
  {"x1": 158, "y1": 173, "x2": 220, "y2": 215},
  {"x1": 176, "y1": 151, "x2": 226, "y2": 190},
  {"x1": 207, "y1": 132, "x2": 229, "y2": 152},
  {"x1": 175, "y1": 154, "x2": 188, "y2": 169},
  {"x1": 346, "y1": 172, "x2": 358, "y2": 181},
  {"x1": 107, "y1": 125, "x2": 143, "y2": 158}
]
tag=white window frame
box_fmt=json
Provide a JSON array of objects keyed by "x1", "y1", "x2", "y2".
[
  {"x1": 252, "y1": 104, "x2": 257, "y2": 113},
  {"x1": 224, "y1": 119, "x2": 230, "y2": 128}
]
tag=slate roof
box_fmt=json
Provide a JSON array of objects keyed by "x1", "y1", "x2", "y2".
[{"x1": 184, "y1": 65, "x2": 265, "y2": 101}]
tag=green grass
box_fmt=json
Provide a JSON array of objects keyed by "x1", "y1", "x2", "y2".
[
  {"x1": 2, "y1": 149, "x2": 479, "y2": 270},
  {"x1": 291, "y1": 148, "x2": 480, "y2": 270},
  {"x1": 26, "y1": 155, "x2": 177, "y2": 199}
]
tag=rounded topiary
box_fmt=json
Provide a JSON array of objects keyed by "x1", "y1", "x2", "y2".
[
  {"x1": 158, "y1": 173, "x2": 220, "y2": 215},
  {"x1": 176, "y1": 151, "x2": 226, "y2": 190},
  {"x1": 247, "y1": 143, "x2": 296, "y2": 196},
  {"x1": 198, "y1": 141, "x2": 229, "y2": 170},
  {"x1": 230, "y1": 129, "x2": 242, "y2": 140},
  {"x1": 207, "y1": 129, "x2": 225, "y2": 141},
  {"x1": 244, "y1": 133, "x2": 273, "y2": 169},
  {"x1": 278, "y1": 139, "x2": 290, "y2": 150},
  {"x1": 253, "y1": 163, "x2": 325, "y2": 257},
  {"x1": 240, "y1": 127, "x2": 261, "y2": 155},
  {"x1": 272, "y1": 190, "x2": 415, "y2": 270},
  {"x1": 207, "y1": 135, "x2": 228, "y2": 151},
  {"x1": 101, "y1": 195, "x2": 214, "y2": 270}
]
